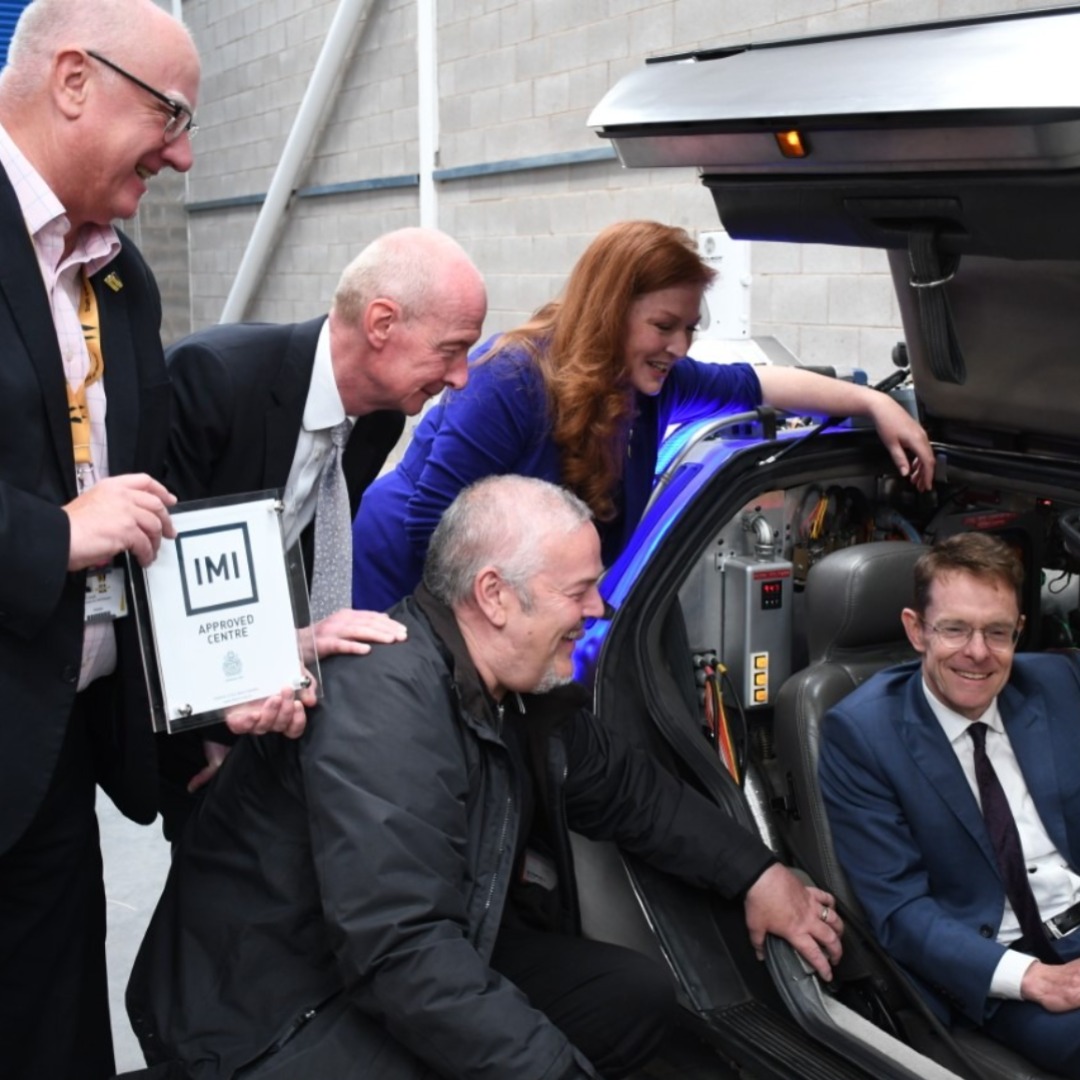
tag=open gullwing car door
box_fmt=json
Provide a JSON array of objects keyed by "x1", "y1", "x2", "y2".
[{"x1": 578, "y1": 9, "x2": 1080, "y2": 1080}]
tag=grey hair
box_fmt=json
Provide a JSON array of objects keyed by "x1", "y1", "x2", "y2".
[
  {"x1": 423, "y1": 476, "x2": 593, "y2": 609},
  {"x1": 331, "y1": 227, "x2": 473, "y2": 327},
  {"x1": 1, "y1": 0, "x2": 193, "y2": 101}
]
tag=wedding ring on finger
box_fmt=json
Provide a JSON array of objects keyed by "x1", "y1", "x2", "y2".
[{"x1": 820, "y1": 905, "x2": 831, "y2": 923}]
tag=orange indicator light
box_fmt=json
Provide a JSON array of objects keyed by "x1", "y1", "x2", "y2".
[{"x1": 775, "y1": 130, "x2": 809, "y2": 158}]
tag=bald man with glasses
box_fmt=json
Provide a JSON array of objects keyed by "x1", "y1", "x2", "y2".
[
  {"x1": 86, "y1": 49, "x2": 199, "y2": 143},
  {"x1": 821, "y1": 532, "x2": 1080, "y2": 1076},
  {"x1": 0, "y1": 2, "x2": 202, "y2": 1077}
]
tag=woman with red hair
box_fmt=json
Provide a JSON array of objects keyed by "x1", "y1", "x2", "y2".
[{"x1": 352, "y1": 220, "x2": 933, "y2": 610}]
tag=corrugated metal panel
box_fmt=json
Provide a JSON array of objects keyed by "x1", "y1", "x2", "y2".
[{"x1": 0, "y1": 2, "x2": 32, "y2": 69}]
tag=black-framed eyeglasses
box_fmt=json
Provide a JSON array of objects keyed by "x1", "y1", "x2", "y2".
[
  {"x1": 87, "y1": 50, "x2": 197, "y2": 144},
  {"x1": 920, "y1": 619, "x2": 1022, "y2": 652}
]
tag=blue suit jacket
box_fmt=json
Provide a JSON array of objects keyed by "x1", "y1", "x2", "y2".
[{"x1": 820, "y1": 654, "x2": 1080, "y2": 1024}]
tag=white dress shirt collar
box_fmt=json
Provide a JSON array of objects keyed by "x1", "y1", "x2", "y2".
[
  {"x1": 921, "y1": 677, "x2": 1003, "y2": 745},
  {"x1": 303, "y1": 320, "x2": 351, "y2": 432}
]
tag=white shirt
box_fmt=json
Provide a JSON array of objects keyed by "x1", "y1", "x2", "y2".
[
  {"x1": 924, "y1": 680, "x2": 1080, "y2": 999},
  {"x1": 280, "y1": 320, "x2": 353, "y2": 551}
]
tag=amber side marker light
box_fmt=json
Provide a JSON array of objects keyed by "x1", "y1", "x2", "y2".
[{"x1": 775, "y1": 130, "x2": 809, "y2": 158}]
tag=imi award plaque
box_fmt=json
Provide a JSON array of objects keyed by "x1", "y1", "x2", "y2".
[{"x1": 131, "y1": 492, "x2": 317, "y2": 734}]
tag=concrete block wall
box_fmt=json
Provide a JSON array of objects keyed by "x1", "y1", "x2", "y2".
[
  {"x1": 139, "y1": 0, "x2": 1074, "y2": 374},
  {"x1": 125, "y1": 168, "x2": 192, "y2": 346},
  {"x1": 120, "y1": 2, "x2": 191, "y2": 346},
  {"x1": 438, "y1": 160, "x2": 720, "y2": 338},
  {"x1": 186, "y1": 182, "x2": 422, "y2": 328}
]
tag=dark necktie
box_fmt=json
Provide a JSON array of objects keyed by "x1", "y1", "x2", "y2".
[
  {"x1": 308, "y1": 420, "x2": 352, "y2": 623},
  {"x1": 967, "y1": 723, "x2": 1060, "y2": 965}
]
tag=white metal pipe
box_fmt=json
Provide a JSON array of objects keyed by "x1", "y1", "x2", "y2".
[
  {"x1": 220, "y1": 0, "x2": 375, "y2": 323},
  {"x1": 171, "y1": 0, "x2": 193, "y2": 336},
  {"x1": 416, "y1": 0, "x2": 438, "y2": 228}
]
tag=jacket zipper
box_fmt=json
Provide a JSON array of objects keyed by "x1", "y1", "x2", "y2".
[
  {"x1": 265, "y1": 1005, "x2": 319, "y2": 1055},
  {"x1": 484, "y1": 794, "x2": 513, "y2": 913},
  {"x1": 545, "y1": 731, "x2": 581, "y2": 934}
]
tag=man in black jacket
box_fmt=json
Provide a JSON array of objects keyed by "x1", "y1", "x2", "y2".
[{"x1": 127, "y1": 476, "x2": 843, "y2": 1079}]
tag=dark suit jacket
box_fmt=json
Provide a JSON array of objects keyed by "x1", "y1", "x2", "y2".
[
  {"x1": 820, "y1": 654, "x2": 1080, "y2": 1025},
  {"x1": 158, "y1": 319, "x2": 404, "y2": 831},
  {"x1": 163, "y1": 317, "x2": 404, "y2": 556},
  {"x1": 0, "y1": 161, "x2": 170, "y2": 854}
]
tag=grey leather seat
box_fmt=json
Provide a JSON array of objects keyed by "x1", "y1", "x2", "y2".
[{"x1": 773, "y1": 540, "x2": 926, "y2": 921}]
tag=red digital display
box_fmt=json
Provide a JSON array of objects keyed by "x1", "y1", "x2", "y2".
[{"x1": 761, "y1": 580, "x2": 783, "y2": 610}]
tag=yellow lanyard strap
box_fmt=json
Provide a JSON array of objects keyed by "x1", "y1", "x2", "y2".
[{"x1": 68, "y1": 273, "x2": 104, "y2": 467}]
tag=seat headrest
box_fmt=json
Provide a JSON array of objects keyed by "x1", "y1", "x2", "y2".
[{"x1": 806, "y1": 541, "x2": 929, "y2": 663}]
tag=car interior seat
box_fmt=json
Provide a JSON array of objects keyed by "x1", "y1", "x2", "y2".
[
  {"x1": 773, "y1": 540, "x2": 926, "y2": 930},
  {"x1": 772, "y1": 540, "x2": 1062, "y2": 1080}
]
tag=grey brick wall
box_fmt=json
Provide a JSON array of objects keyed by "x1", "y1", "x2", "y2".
[
  {"x1": 135, "y1": 0, "x2": 1073, "y2": 371},
  {"x1": 125, "y1": 168, "x2": 191, "y2": 346}
]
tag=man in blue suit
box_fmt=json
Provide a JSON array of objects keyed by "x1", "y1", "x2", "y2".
[{"x1": 821, "y1": 532, "x2": 1080, "y2": 1076}]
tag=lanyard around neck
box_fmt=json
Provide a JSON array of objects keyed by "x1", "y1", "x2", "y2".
[{"x1": 68, "y1": 272, "x2": 104, "y2": 468}]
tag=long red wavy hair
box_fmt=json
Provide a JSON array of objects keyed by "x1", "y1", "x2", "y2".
[{"x1": 477, "y1": 221, "x2": 715, "y2": 521}]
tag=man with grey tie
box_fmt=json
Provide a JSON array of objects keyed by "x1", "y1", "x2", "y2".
[
  {"x1": 821, "y1": 532, "x2": 1080, "y2": 1075},
  {"x1": 158, "y1": 227, "x2": 487, "y2": 834}
]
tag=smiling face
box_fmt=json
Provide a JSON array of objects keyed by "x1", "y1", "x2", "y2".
[
  {"x1": 498, "y1": 523, "x2": 606, "y2": 696},
  {"x1": 901, "y1": 569, "x2": 1021, "y2": 719},
  {"x1": 71, "y1": 18, "x2": 200, "y2": 228},
  {"x1": 623, "y1": 283, "x2": 705, "y2": 396}
]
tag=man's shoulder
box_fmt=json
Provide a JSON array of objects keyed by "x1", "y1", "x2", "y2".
[
  {"x1": 166, "y1": 316, "x2": 324, "y2": 370},
  {"x1": 316, "y1": 602, "x2": 451, "y2": 713},
  {"x1": 824, "y1": 660, "x2": 921, "y2": 738},
  {"x1": 302, "y1": 603, "x2": 469, "y2": 780},
  {"x1": 1008, "y1": 650, "x2": 1080, "y2": 695}
]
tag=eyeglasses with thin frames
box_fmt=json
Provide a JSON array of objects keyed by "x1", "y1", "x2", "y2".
[
  {"x1": 920, "y1": 619, "x2": 1022, "y2": 652},
  {"x1": 86, "y1": 50, "x2": 197, "y2": 144}
]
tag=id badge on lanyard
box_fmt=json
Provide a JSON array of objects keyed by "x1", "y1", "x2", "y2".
[
  {"x1": 69, "y1": 273, "x2": 104, "y2": 493},
  {"x1": 73, "y1": 273, "x2": 125, "y2": 623},
  {"x1": 85, "y1": 566, "x2": 127, "y2": 622}
]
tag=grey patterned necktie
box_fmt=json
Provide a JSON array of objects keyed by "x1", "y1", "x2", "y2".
[{"x1": 308, "y1": 419, "x2": 352, "y2": 622}]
